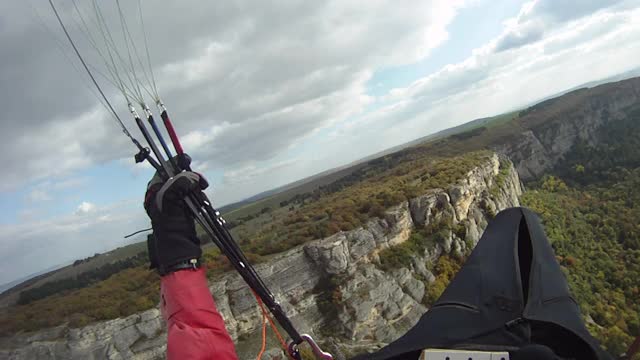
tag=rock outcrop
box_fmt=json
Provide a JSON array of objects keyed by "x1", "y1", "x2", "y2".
[
  {"x1": 0, "y1": 154, "x2": 522, "y2": 360},
  {"x1": 498, "y1": 78, "x2": 640, "y2": 180}
]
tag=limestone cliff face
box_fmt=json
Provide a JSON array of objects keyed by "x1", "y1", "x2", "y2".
[
  {"x1": 498, "y1": 78, "x2": 640, "y2": 180},
  {"x1": 0, "y1": 154, "x2": 522, "y2": 360}
]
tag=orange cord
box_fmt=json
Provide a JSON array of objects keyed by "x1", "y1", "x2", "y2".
[
  {"x1": 256, "y1": 309, "x2": 268, "y2": 360},
  {"x1": 252, "y1": 290, "x2": 294, "y2": 359},
  {"x1": 263, "y1": 306, "x2": 290, "y2": 351}
]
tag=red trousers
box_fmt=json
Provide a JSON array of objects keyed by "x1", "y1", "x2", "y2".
[{"x1": 161, "y1": 268, "x2": 238, "y2": 360}]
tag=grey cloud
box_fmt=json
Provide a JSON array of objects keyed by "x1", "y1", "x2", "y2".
[
  {"x1": 494, "y1": 23, "x2": 545, "y2": 52},
  {"x1": 365, "y1": 3, "x2": 639, "y2": 139},
  {"x1": 190, "y1": 76, "x2": 368, "y2": 167},
  {"x1": 412, "y1": 64, "x2": 493, "y2": 104},
  {"x1": 24, "y1": 177, "x2": 88, "y2": 203},
  {"x1": 493, "y1": 0, "x2": 625, "y2": 53},
  {"x1": 374, "y1": 61, "x2": 495, "y2": 128},
  {"x1": 0, "y1": 0, "x2": 454, "y2": 190},
  {"x1": 0, "y1": 200, "x2": 149, "y2": 285},
  {"x1": 0, "y1": 106, "x2": 132, "y2": 191},
  {"x1": 542, "y1": 13, "x2": 624, "y2": 55},
  {"x1": 520, "y1": 0, "x2": 626, "y2": 24},
  {"x1": 222, "y1": 158, "x2": 299, "y2": 186}
]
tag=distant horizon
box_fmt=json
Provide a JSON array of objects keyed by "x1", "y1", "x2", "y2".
[
  {"x1": 0, "y1": 261, "x2": 70, "y2": 294},
  {"x1": 221, "y1": 69, "x2": 640, "y2": 211}
]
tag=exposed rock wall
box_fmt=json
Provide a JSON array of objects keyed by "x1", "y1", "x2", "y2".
[
  {"x1": 498, "y1": 78, "x2": 640, "y2": 180},
  {"x1": 0, "y1": 154, "x2": 522, "y2": 360}
]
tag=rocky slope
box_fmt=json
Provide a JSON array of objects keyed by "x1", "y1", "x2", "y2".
[
  {"x1": 499, "y1": 77, "x2": 640, "y2": 180},
  {"x1": 0, "y1": 154, "x2": 522, "y2": 360}
]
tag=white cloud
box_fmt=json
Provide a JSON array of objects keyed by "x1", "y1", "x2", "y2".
[
  {"x1": 313, "y1": 0, "x2": 640, "y2": 169},
  {"x1": 75, "y1": 201, "x2": 96, "y2": 215},
  {"x1": 24, "y1": 177, "x2": 89, "y2": 203},
  {"x1": 223, "y1": 158, "x2": 300, "y2": 185},
  {"x1": 0, "y1": 199, "x2": 148, "y2": 285},
  {"x1": 492, "y1": 0, "x2": 628, "y2": 52},
  {"x1": 1, "y1": 105, "x2": 131, "y2": 192},
  {"x1": 205, "y1": 0, "x2": 640, "y2": 206},
  {"x1": 18, "y1": 209, "x2": 40, "y2": 222},
  {"x1": 383, "y1": 3, "x2": 639, "y2": 124},
  {"x1": 50, "y1": 177, "x2": 89, "y2": 190},
  {"x1": 27, "y1": 188, "x2": 52, "y2": 202},
  {"x1": 0, "y1": 0, "x2": 467, "y2": 191}
]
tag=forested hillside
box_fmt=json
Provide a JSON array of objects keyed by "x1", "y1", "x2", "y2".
[
  {"x1": 521, "y1": 109, "x2": 640, "y2": 355},
  {"x1": 523, "y1": 176, "x2": 640, "y2": 355}
]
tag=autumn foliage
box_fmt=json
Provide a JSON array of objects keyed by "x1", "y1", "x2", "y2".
[{"x1": 0, "y1": 150, "x2": 490, "y2": 336}]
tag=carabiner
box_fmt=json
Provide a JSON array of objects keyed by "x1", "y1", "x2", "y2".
[{"x1": 288, "y1": 334, "x2": 334, "y2": 360}]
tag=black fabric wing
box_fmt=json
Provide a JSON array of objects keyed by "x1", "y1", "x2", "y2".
[{"x1": 352, "y1": 207, "x2": 611, "y2": 360}]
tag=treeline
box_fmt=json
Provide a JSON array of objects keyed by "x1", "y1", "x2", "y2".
[
  {"x1": 72, "y1": 253, "x2": 101, "y2": 266},
  {"x1": 0, "y1": 247, "x2": 264, "y2": 335},
  {"x1": 279, "y1": 193, "x2": 315, "y2": 208},
  {"x1": 226, "y1": 206, "x2": 273, "y2": 229},
  {"x1": 450, "y1": 126, "x2": 487, "y2": 141},
  {"x1": 0, "y1": 266, "x2": 159, "y2": 336},
  {"x1": 277, "y1": 153, "x2": 410, "y2": 210},
  {"x1": 234, "y1": 151, "x2": 493, "y2": 257},
  {"x1": 17, "y1": 253, "x2": 147, "y2": 305}
]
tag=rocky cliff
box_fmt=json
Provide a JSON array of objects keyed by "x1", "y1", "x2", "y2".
[
  {"x1": 499, "y1": 78, "x2": 640, "y2": 180},
  {"x1": 0, "y1": 153, "x2": 522, "y2": 360}
]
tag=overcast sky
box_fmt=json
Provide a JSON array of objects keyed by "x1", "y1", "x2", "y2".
[{"x1": 1, "y1": 0, "x2": 639, "y2": 286}]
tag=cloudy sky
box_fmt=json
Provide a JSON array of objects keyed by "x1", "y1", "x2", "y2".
[{"x1": 0, "y1": 0, "x2": 639, "y2": 286}]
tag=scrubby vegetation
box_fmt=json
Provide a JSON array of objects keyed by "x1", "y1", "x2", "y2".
[
  {"x1": 234, "y1": 151, "x2": 492, "y2": 256},
  {"x1": 0, "y1": 266, "x2": 159, "y2": 336},
  {"x1": 376, "y1": 225, "x2": 464, "y2": 304},
  {"x1": 450, "y1": 126, "x2": 487, "y2": 141},
  {"x1": 0, "y1": 247, "x2": 265, "y2": 336},
  {"x1": 17, "y1": 253, "x2": 147, "y2": 305},
  {"x1": 378, "y1": 222, "x2": 450, "y2": 272},
  {"x1": 424, "y1": 255, "x2": 462, "y2": 305}
]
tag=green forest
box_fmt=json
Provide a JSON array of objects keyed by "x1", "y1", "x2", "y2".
[
  {"x1": 519, "y1": 113, "x2": 640, "y2": 355},
  {"x1": 522, "y1": 174, "x2": 640, "y2": 355}
]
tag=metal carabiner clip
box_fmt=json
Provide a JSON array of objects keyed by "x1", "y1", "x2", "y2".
[{"x1": 288, "y1": 334, "x2": 334, "y2": 360}]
